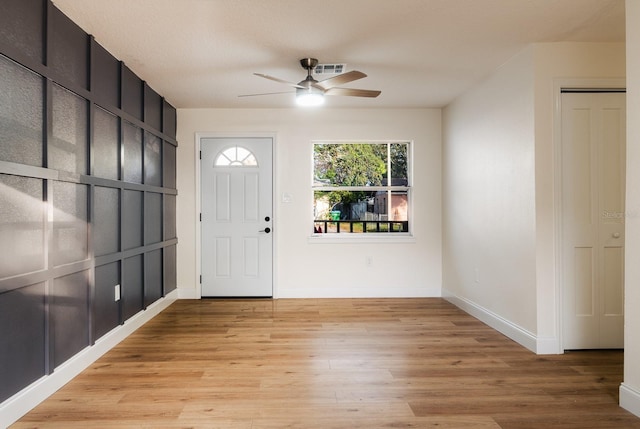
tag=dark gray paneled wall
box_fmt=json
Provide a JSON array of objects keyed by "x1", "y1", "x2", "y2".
[{"x1": 0, "y1": 0, "x2": 178, "y2": 403}]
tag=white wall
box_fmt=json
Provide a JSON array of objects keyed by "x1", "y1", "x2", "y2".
[
  {"x1": 442, "y1": 47, "x2": 538, "y2": 341},
  {"x1": 621, "y1": 0, "x2": 640, "y2": 417},
  {"x1": 532, "y1": 42, "x2": 626, "y2": 349},
  {"x1": 442, "y1": 42, "x2": 626, "y2": 353},
  {"x1": 176, "y1": 108, "x2": 442, "y2": 298}
]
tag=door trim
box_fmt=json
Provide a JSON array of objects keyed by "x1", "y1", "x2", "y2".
[
  {"x1": 195, "y1": 132, "x2": 277, "y2": 299},
  {"x1": 552, "y1": 78, "x2": 626, "y2": 352}
]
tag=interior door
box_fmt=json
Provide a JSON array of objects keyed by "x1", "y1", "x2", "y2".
[
  {"x1": 201, "y1": 137, "x2": 273, "y2": 297},
  {"x1": 561, "y1": 91, "x2": 626, "y2": 349}
]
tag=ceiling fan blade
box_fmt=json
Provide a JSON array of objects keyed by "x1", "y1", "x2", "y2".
[
  {"x1": 316, "y1": 70, "x2": 367, "y2": 90},
  {"x1": 238, "y1": 91, "x2": 295, "y2": 97},
  {"x1": 325, "y1": 87, "x2": 381, "y2": 98},
  {"x1": 254, "y1": 73, "x2": 304, "y2": 89}
]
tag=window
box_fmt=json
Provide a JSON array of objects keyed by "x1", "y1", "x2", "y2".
[
  {"x1": 313, "y1": 141, "x2": 410, "y2": 234},
  {"x1": 214, "y1": 146, "x2": 257, "y2": 166}
]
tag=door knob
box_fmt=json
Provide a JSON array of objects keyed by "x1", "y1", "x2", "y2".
[
  {"x1": 612, "y1": 232, "x2": 621, "y2": 238},
  {"x1": 259, "y1": 227, "x2": 271, "y2": 234}
]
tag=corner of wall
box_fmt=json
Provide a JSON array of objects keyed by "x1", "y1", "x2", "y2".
[
  {"x1": 623, "y1": 0, "x2": 640, "y2": 418},
  {"x1": 621, "y1": 384, "x2": 640, "y2": 417},
  {"x1": 177, "y1": 287, "x2": 200, "y2": 299},
  {"x1": 443, "y1": 289, "x2": 561, "y2": 354}
]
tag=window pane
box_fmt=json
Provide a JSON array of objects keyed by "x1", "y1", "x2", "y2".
[
  {"x1": 214, "y1": 146, "x2": 257, "y2": 167},
  {"x1": 50, "y1": 84, "x2": 87, "y2": 174},
  {"x1": 314, "y1": 190, "x2": 408, "y2": 221},
  {"x1": 312, "y1": 142, "x2": 410, "y2": 234},
  {"x1": 0, "y1": 55, "x2": 43, "y2": 167},
  {"x1": 236, "y1": 147, "x2": 251, "y2": 162},
  {"x1": 390, "y1": 143, "x2": 409, "y2": 185},
  {"x1": 313, "y1": 190, "x2": 408, "y2": 233},
  {"x1": 314, "y1": 143, "x2": 387, "y2": 186}
]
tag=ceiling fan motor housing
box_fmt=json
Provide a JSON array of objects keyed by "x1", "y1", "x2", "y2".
[{"x1": 300, "y1": 58, "x2": 319, "y2": 70}]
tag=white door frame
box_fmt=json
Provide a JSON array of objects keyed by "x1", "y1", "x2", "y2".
[
  {"x1": 195, "y1": 132, "x2": 277, "y2": 299},
  {"x1": 553, "y1": 78, "x2": 626, "y2": 352}
]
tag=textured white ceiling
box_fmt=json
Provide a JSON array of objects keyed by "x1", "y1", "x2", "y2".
[{"x1": 51, "y1": 0, "x2": 625, "y2": 109}]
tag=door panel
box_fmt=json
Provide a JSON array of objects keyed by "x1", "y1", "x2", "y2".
[
  {"x1": 244, "y1": 173, "x2": 259, "y2": 221},
  {"x1": 215, "y1": 173, "x2": 231, "y2": 221},
  {"x1": 562, "y1": 92, "x2": 625, "y2": 349},
  {"x1": 573, "y1": 247, "x2": 594, "y2": 316},
  {"x1": 201, "y1": 137, "x2": 273, "y2": 297},
  {"x1": 215, "y1": 237, "x2": 231, "y2": 277},
  {"x1": 243, "y1": 238, "x2": 259, "y2": 277},
  {"x1": 603, "y1": 247, "x2": 623, "y2": 315}
]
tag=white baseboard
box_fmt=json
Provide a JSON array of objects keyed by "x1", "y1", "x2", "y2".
[
  {"x1": 443, "y1": 289, "x2": 556, "y2": 354},
  {"x1": 0, "y1": 290, "x2": 178, "y2": 429},
  {"x1": 621, "y1": 383, "x2": 640, "y2": 418},
  {"x1": 535, "y1": 335, "x2": 562, "y2": 354},
  {"x1": 178, "y1": 286, "x2": 200, "y2": 299}
]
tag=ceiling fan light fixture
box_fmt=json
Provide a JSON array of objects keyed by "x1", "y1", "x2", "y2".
[
  {"x1": 296, "y1": 89, "x2": 325, "y2": 107},
  {"x1": 244, "y1": 57, "x2": 380, "y2": 105}
]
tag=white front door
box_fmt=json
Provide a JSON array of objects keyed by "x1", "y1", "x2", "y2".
[
  {"x1": 201, "y1": 137, "x2": 273, "y2": 297},
  {"x1": 561, "y1": 91, "x2": 626, "y2": 349}
]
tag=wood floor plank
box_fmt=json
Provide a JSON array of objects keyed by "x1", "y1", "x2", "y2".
[
  {"x1": 11, "y1": 298, "x2": 640, "y2": 428},
  {"x1": 250, "y1": 416, "x2": 502, "y2": 429}
]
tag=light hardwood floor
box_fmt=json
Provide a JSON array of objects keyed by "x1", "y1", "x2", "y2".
[{"x1": 13, "y1": 298, "x2": 640, "y2": 428}]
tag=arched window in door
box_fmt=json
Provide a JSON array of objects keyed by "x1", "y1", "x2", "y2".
[{"x1": 214, "y1": 146, "x2": 258, "y2": 166}]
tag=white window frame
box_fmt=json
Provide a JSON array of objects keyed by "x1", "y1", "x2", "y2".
[
  {"x1": 213, "y1": 145, "x2": 258, "y2": 166},
  {"x1": 309, "y1": 140, "x2": 414, "y2": 243}
]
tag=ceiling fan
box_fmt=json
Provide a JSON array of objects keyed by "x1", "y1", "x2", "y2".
[{"x1": 240, "y1": 58, "x2": 381, "y2": 106}]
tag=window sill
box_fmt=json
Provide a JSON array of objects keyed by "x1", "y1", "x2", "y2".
[{"x1": 307, "y1": 234, "x2": 416, "y2": 244}]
